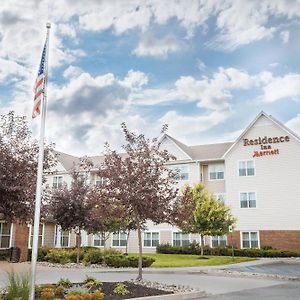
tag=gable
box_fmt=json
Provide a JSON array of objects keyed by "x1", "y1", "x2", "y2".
[
  {"x1": 225, "y1": 113, "x2": 300, "y2": 159},
  {"x1": 160, "y1": 136, "x2": 192, "y2": 161}
]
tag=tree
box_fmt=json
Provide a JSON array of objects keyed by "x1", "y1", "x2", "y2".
[
  {"x1": 0, "y1": 111, "x2": 55, "y2": 223},
  {"x1": 98, "y1": 123, "x2": 178, "y2": 280},
  {"x1": 173, "y1": 183, "x2": 236, "y2": 256},
  {"x1": 86, "y1": 184, "x2": 129, "y2": 249},
  {"x1": 49, "y1": 158, "x2": 94, "y2": 263}
]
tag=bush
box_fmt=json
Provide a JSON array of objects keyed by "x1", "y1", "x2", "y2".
[
  {"x1": 91, "y1": 290, "x2": 105, "y2": 300},
  {"x1": 83, "y1": 249, "x2": 103, "y2": 264},
  {"x1": 45, "y1": 249, "x2": 70, "y2": 264},
  {"x1": 113, "y1": 283, "x2": 129, "y2": 295},
  {"x1": 67, "y1": 287, "x2": 89, "y2": 296},
  {"x1": 57, "y1": 277, "x2": 72, "y2": 287},
  {"x1": 102, "y1": 248, "x2": 122, "y2": 256},
  {"x1": 156, "y1": 243, "x2": 300, "y2": 257},
  {"x1": 69, "y1": 249, "x2": 85, "y2": 263},
  {"x1": 83, "y1": 276, "x2": 102, "y2": 288},
  {"x1": 41, "y1": 286, "x2": 55, "y2": 300},
  {"x1": 0, "y1": 249, "x2": 10, "y2": 261},
  {"x1": 104, "y1": 255, "x2": 155, "y2": 268}
]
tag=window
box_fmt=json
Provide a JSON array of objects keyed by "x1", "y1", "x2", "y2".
[
  {"x1": 209, "y1": 164, "x2": 224, "y2": 180},
  {"x1": 29, "y1": 224, "x2": 44, "y2": 248},
  {"x1": 52, "y1": 176, "x2": 63, "y2": 189},
  {"x1": 54, "y1": 226, "x2": 70, "y2": 247},
  {"x1": 241, "y1": 232, "x2": 259, "y2": 248},
  {"x1": 213, "y1": 193, "x2": 226, "y2": 203},
  {"x1": 95, "y1": 175, "x2": 107, "y2": 186},
  {"x1": 144, "y1": 232, "x2": 159, "y2": 247},
  {"x1": 93, "y1": 233, "x2": 105, "y2": 247},
  {"x1": 173, "y1": 232, "x2": 190, "y2": 246},
  {"x1": 112, "y1": 232, "x2": 127, "y2": 247},
  {"x1": 0, "y1": 223, "x2": 11, "y2": 249},
  {"x1": 240, "y1": 192, "x2": 256, "y2": 208},
  {"x1": 169, "y1": 165, "x2": 189, "y2": 180},
  {"x1": 211, "y1": 235, "x2": 227, "y2": 248},
  {"x1": 239, "y1": 160, "x2": 255, "y2": 176}
]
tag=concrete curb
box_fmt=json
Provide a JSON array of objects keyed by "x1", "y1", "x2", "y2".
[{"x1": 128, "y1": 291, "x2": 206, "y2": 300}]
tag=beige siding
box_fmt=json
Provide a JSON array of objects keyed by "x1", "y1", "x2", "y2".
[
  {"x1": 43, "y1": 223, "x2": 55, "y2": 247},
  {"x1": 202, "y1": 164, "x2": 226, "y2": 193},
  {"x1": 225, "y1": 115, "x2": 300, "y2": 231},
  {"x1": 160, "y1": 137, "x2": 190, "y2": 161}
]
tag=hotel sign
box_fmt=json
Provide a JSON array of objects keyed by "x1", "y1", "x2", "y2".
[{"x1": 243, "y1": 135, "x2": 290, "y2": 158}]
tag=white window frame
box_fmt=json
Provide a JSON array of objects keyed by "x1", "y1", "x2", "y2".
[
  {"x1": 213, "y1": 193, "x2": 226, "y2": 204},
  {"x1": 95, "y1": 175, "x2": 107, "y2": 186},
  {"x1": 238, "y1": 160, "x2": 255, "y2": 177},
  {"x1": 143, "y1": 232, "x2": 160, "y2": 248},
  {"x1": 28, "y1": 223, "x2": 44, "y2": 249},
  {"x1": 211, "y1": 235, "x2": 227, "y2": 248},
  {"x1": 240, "y1": 231, "x2": 260, "y2": 249},
  {"x1": 111, "y1": 231, "x2": 128, "y2": 248},
  {"x1": 93, "y1": 232, "x2": 105, "y2": 247},
  {"x1": 208, "y1": 163, "x2": 225, "y2": 181},
  {"x1": 54, "y1": 225, "x2": 71, "y2": 248},
  {"x1": 172, "y1": 231, "x2": 191, "y2": 247},
  {"x1": 239, "y1": 191, "x2": 257, "y2": 208},
  {"x1": 52, "y1": 176, "x2": 63, "y2": 189},
  {"x1": 169, "y1": 164, "x2": 189, "y2": 181},
  {"x1": 0, "y1": 222, "x2": 13, "y2": 249}
]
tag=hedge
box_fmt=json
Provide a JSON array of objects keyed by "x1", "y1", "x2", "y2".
[
  {"x1": 27, "y1": 247, "x2": 155, "y2": 267},
  {"x1": 156, "y1": 243, "x2": 300, "y2": 257},
  {"x1": 0, "y1": 249, "x2": 10, "y2": 261}
]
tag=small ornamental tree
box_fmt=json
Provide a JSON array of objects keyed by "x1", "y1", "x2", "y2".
[
  {"x1": 98, "y1": 123, "x2": 178, "y2": 280},
  {"x1": 173, "y1": 183, "x2": 236, "y2": 256},
  {"x1": 50, "y1": 158, "x2": 94, "y2": 263},
  {"x1": 87, "y1": 187, "x2": 129, "y2": 249},
  {"x1": 0, "y1": 111, "x2": 55, "y2": 223}
]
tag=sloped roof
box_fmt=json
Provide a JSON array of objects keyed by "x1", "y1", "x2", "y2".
[
  {"x1": 161, "y1": 134, "x2": 233, "y2": 161},
  {"x1": 189, "y1": 142, "x2": 234, "y2": 160},
  {"x1": 55, "y1": 139, "x2": 233, "y2": 167},
  {"x1": 53, "y1": 150, "x2": 80, "y2": 171}
]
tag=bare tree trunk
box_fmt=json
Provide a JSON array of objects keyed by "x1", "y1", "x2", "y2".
[
  {"x1": 125, "y1": 231, "x2": 130, "y2": 255},
  {"x1": 136, "y1": 223, "x2": 143, "y2": 280},
  {"x1": 200, "y1": 234, "x2": 204, "y2": 256},
  {"x1": 76, "y1": 232, "x2": 81, "y2": 263}
]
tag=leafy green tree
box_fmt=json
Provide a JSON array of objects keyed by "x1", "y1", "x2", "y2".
[{"x1": 173, "y1": 183, "x2": 236, "y2": 256}]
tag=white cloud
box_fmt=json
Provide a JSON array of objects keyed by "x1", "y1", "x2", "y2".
[
  {"x1": 133, "y1": 33, "x2": 182, "y2": 58},
  {"x1": 196, "y1": 59, "x2": 206, "y2": 71},
  {"x1": 0, "y1": 58, "x2": 30, "y2": 83},
  {"x1": 122, "y1": 70, "x2": 148, "y2": 90},
  {"x1": 260, "y1": 73, "x2": 300, "y2": 102},
  {"x1": 132, "y1": 67, "x2": 258, "y2": 110},
  {"x1": 280, "y1": 30, "x2": 290, "y2": 43},
  {"x1": 158, "y1": 110, "x2": 231, "y2": 142},
  {"x1": 286, "y1": 114, "x2": 300, "y2": 136},
  {"x1": 63, "y1": 66, "x2": 84, "y2": 79}
]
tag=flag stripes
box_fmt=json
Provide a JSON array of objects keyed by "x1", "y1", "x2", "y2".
[{"x1": 32, "y1": 39, "x2": 47, "y2": 118}]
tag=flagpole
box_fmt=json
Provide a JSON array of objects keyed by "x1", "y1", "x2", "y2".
[{"x1": 29, "y1": 22, "x2": 51, "y2": 300}]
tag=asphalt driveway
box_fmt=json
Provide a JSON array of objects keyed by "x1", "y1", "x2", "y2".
[{"x1": 228, "y1": 260, "x2": 300, "y2": 278}]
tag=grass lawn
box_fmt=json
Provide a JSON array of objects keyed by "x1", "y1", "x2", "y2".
[{"x1": 134, "y1": 253, "x2": 256, "y2": 268}]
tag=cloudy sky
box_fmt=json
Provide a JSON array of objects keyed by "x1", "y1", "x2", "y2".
[{"x1": 1, "y1": 0, "x2": 300, "y2": 156}]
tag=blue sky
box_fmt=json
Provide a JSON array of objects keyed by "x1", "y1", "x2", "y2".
[{"x1": 1, "y1": 0, "x2": 300, "y2": 155}]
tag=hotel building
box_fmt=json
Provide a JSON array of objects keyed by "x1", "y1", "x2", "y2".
[{"x1": 2, "y1": 111, "x2": 300, "y2": 260}]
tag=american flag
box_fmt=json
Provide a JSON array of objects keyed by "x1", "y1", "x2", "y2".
[{"x1": 32, "y1": 39, "x2": 47, "y2": 118}]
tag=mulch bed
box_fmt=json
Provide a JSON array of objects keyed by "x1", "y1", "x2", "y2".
[{"x1": 101, "y1": 282, "x2": 172, "y2": 299}]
